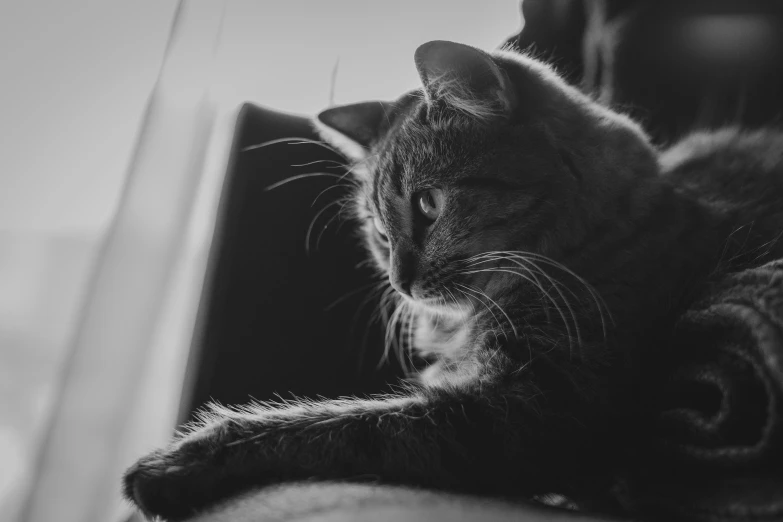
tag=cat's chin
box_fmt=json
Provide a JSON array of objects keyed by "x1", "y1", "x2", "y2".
[{"x1": 407, "y1": 295, "x2": 472, "y2": 322}]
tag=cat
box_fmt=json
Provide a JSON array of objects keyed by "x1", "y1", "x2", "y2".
[{"x1": 123, "y1": 40, "x2": 783, "y2": 521}]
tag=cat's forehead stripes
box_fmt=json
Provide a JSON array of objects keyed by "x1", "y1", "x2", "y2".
[
  {"x1": 373, "y1": 114, "x2": 464, "y2": 193},
  {"x1": 370, "y1": 152, "x2": 404, "y2": 217}
]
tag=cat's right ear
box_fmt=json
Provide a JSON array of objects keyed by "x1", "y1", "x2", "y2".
[
  {"x1": 414, "y1": 40, "x2": 516, "y2": 122},
  {"x1": 314, "y1": 101, "x2": 393, "y2": 161}
]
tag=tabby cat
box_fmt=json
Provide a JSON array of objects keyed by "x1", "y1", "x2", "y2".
[{"x1": 123, "y1": 40, "x2": 783, "y2": 520}]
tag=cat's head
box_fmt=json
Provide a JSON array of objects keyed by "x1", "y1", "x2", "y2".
[{"x1": 314, "y1": 41, "x2": 658, "y2": 348}]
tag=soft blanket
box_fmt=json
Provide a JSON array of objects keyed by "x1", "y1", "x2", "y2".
[{"x1": 622, "y1": 260, "x2": 783, "y2": 520}]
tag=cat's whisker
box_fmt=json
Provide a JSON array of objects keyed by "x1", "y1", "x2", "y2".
[
  {"x1": 457, "y1": 282, "x2": 531, "y2": 364},
  {"x1": 458, "y1": 267, "x2": 567, "y2": 335},
  {"x1": 458, "y1": 267, "x2": 576, "y2": 358},
  {"x1": 290, "y1": 159, "x2": 346, "y2": 169},
  {"x1": 464, "y1": 255, "x2": 553, "y2": 322},
  {"x1": 750, "y1": 229, "x2": 783, "y2": 263},
  {"x1": 476, "y1": 254, "x2": 580, "y2": 303},
  {"x1": 346, "y1": 280, "x2": 391, "y2": 372},
  {"x1": 396, "y1": 301, "x2": 413, "y2": 375},
  {"x1": 473, "y1": 255, "x2": 583, "y2": 353},
  {"x1": 451, "y1": 283, "x2": 500, "y2": 333},
  {"x1": 340, "y1": 161, "x2": 371, "y2": 184},
  {"x1": 465, "y1": 250, "x2": 583, "y2": 292},
  {"x1": 460, "y1": 270, "x2": 547, "y2": 353},
  {"x1": 474, "y1": 250, "x2": 612, "y2": 341},
  {"x1": 497, "y1": 250, "x2": 613, "y2": 326},
  {"x1": 518, "y1": 261, "x2": 583, "y2": 360},
  {"x1": 242, "y1": 136, "x2": 342, "y2": 155},
  {"x1": 378, "y1": 285, "x2": 398, "y2": 311},
  {"x1": 264, "y1": 172, "x2": 356, "y2": 192},
  {"x1": 311, "y1": 183, "x2": 352, "y2": 208},
  {"x1": 727, "y1": 221, "x2": 756, "y2": 264},
  {"x1": 370, "y1": 286, "x2": 396, "y2": 368},
  {"x1": 382, "y1": 297, "x2": 410, "y2": 372},
  {"x1": 451, "y1": 284, "x2": 500, "y2": 347},
  {"x1": 515, "y1": 256, "x2": 609, "y2": 342},
  {"x1": 442, "y1": 286, "x2": 469, "y2": 318},
  {"x1": 354, "y1": 258, "x2": 376, "y2": 270},
  {"x1": 378, "y1": 300, "x2": 396, "y2": 368},
  {"x1": 324, "y1": 278, "x2": 387, "y2": 312},
  {"x1": 315, "y1": 197, "x2": 353, "y2": 252},
  {"x1": 404, "y1": 305, "x2": 417, "y2": 374},
  {"x1": 305, "y1": 197, "x2": 349, "y2": 256},
  {"x1": 453, "y1": 282, "x2": 519, "y2": 348}
]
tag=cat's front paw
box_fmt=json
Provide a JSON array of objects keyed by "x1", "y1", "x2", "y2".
[
  {"x1": 124, "y1": 449, "x2": 195, "y2": 521},
  {"x1": 123, "y1": 420, "x2": 240, "y2": 521}
]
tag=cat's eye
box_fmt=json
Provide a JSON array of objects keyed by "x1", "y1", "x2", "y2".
[
  {"x1": 373, "y1": 215, "x2": 388, "y2": 240},
  {"x1": 416, "y1": 188, "x2": 444, "y2": 222}
]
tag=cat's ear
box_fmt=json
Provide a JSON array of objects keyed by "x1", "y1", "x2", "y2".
[
  {"x1": 414, "y1": 40, "x2": 516, "y2": 121},
  {"x1": 314, "y1": 101, "x2": 393, "y2": 161}
]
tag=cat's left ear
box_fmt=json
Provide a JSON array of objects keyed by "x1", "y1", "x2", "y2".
[
  {"x1": 415, "y1": 40, "x2": 516, "y2": 121},
  {"x1": 314, "y1": 101, "x2": 394, "y2": 161}
]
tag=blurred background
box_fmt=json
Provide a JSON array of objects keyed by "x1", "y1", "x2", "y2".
[{"x1": 3, "y1": 0, "x2": 783, "y2": 521}]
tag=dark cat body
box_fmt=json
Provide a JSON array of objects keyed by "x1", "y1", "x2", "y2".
[{"x1": 123, "y1": 42, "x2": 783, "y2": 521}]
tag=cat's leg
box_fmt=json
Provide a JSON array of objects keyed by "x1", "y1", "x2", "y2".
[{"x1": 124, "y1": 387, "x2": 602, "y2": 521}]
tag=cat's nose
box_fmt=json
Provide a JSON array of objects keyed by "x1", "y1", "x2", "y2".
[
  {"x1": 390, "y1": 276, "x2": 411, "y2": 296},
  {"x1": 390, "y1": 248, "x2": 415, "y2": 297}
]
